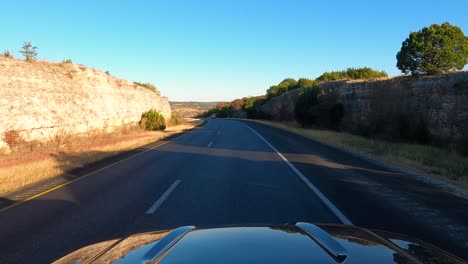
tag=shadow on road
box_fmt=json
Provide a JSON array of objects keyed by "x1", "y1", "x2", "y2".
[{"x1": 0, "y1": 119, "x2": 466, "y2": 263}]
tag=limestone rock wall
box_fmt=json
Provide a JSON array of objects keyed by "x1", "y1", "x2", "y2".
[
  {"x1": 260, "y1": 72, "x2": 468, "y2": 141},
  {"x1": 0, "y1": 57, "x2": 171, "y2": 149}
]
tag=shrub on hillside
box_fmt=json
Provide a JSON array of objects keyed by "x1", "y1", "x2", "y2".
[
  {"x1": 62, "y1": 59, "x2": 72, "y2": 64},
  {"x1": 243, "y1": 96, "x2": 266, "y2": 119},
  {"x1": 20, "y1": 42, "x2": 38, "y2": 61},
  {"x1": 140, "y1": 110, "x2": 166, "y2": 131},
  {"x1": 2, "y1": 49, "x2": 12, "y2": 58},
  {"x1": 134, "y1": 82, "x2": 158, "y2": 93},
  {"x1": 231, "y1": 98, "x2": 245, "y2": 110},
  {"x1": 293, "y1": 78, "x2": 317, "y2": 90},
  {"x1": 316, "y1": 67, "x2": 388, "y2": 82},
  {"x1": 266, "y1": 78, "x2": 318, "y2": 100},
  {"x1": 3, "y1": 130, "x2": 24, "y2": 149},
  {"x1": 203, "y1": 103, "x2": 233, "y2": 118},
  {"x1": 216, "y1": 105, "x2": 233, "y2": 118},
  {"x1": 295, "y1": 86, "x2": 321, "y2": 126}
]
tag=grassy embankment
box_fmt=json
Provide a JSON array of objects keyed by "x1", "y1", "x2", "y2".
[
  {"x1": 0, "y1": 118, "x2": 203, "y2": 195},
  {"x1": 248, "y1": 120, "x2": 468, "y2": 190}
]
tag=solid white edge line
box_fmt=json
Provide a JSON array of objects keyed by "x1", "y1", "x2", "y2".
[
  {"x1": 146, "y1": 180, "x2": 182, "y2": 214},
  {"x1": 207, "y1": 141, "x2": 213, "y2": 148},
  {"x1": 240, "y1": 122, "x2": 352, "y2": 225}
]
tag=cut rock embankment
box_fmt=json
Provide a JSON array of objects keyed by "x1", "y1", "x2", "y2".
[
  {"x1": 0, "y1": 57, "x2": 171, "y2": 152},
  {"x1": 260, "y1": 72, "x2": 468, "y2": 143}
]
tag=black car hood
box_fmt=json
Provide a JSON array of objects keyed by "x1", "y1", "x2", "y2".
[{"x1": 54, "y1": 223, "x2": 465, "y2": 264}]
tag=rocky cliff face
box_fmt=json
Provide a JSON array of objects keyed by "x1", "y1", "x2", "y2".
[
  {"x1": 0, "y1": 57, "x2": 171, "y2": 151},
  {"x1": 260, "y1": 72, "x2": 468, "y2": 142}
]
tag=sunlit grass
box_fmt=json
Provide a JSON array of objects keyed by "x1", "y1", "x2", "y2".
[{"x1": 0, "y1": 119, "x2": 203, "y2": 195}]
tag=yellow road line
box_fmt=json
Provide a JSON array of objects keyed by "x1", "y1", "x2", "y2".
[{"x1": 0, "y1": 138, "x2": 174, "y2": 213}]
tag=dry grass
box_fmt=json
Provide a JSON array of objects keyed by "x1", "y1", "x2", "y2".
[
  {"x1": 0, "y1": 119, "x2": 203, "y2": 195},
  {"x1": 248, "y1": 120, "x2": 468, "y2": 190}
]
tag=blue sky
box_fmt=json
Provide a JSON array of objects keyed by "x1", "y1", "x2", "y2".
[{"x1": 1, "y1": 1, "x2": 467, "y2": 101}]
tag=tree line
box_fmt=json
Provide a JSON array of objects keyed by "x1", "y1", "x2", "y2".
[{"x1": 205, "y1": 22, "x2": 467, "y2": 120}]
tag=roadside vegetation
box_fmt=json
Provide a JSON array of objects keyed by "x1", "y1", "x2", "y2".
[
  {"x1": 0, "y1": 118, "x2": 203, "y2": 195},
  {"x1": 315, "y1": 67, "x2": 388, "y2": 82},
  {"x1": 133, "y1": 82, "x2": 158, "y2": 93},
  {"x1": 249, "y1": 120, "x2": 468, "y2": 189},
  {"x1": 201, "y1": 22, "x2": 468, "y2": 188},
  {"x1": 203, "y1": 66, "x2": 387, "y2": 120},
  {"x1": 140, "y1": 110, "x2": 166, "y2": 131},
  {"x1": 169, "y1": 111, "x2": 183, "y2": 126},
  {"x1": 0, "y1": 44, "x2": 179, "y2": 194},
  {"x1": 2, "y1": 49, "x2": 13, "y2": 58},
  {"x1": 266, "y1": 78, "x2": 318, "y2": 99}
]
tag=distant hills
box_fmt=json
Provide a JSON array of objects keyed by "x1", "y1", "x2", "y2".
[{"x1": 170, "y1": 101, "x2": 224, "y2": 117}]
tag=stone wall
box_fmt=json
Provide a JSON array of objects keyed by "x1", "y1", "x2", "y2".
[
  {"x1": 0, "y1": 57, "x2": 171, "y2": 151},
  {"x1": 260, "y1": 72, "x2": 468, "y2": 142}
]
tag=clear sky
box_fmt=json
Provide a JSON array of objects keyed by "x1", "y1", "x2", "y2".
[{"x1": 1, "y1": 1, "x2": 467, "y2": 101}]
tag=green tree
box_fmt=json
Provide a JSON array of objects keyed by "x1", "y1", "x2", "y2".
[
  {"x1": 291, "y1": 78, "x2": 318, "y2": 90},
  {"x1": 20, "y1": 42, "x2": 38, "y2": 61},
  {"x1": 243, "y1": 96, "x2": 266, "y2": 118},
  {"x1": 266, "y1": 78, "x2": 297, "y2": 99},
  {"x1": 396, "y1": 22, "x2": 468, "y2": 75}
]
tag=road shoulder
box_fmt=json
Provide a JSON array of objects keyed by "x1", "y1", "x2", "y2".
[
  {"x1": 0, "y1": 119, "x2": 207, "y2": 212},
  {"x1": 237, "y1": 119, "x2": 468, "y2": 200}
]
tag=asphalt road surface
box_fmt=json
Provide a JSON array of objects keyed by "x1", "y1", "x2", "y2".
[{"x1": 0, "y1": 119, "x2": 467, "y2": 263}]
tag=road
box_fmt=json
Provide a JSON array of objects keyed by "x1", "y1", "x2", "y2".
[{"x1": 0, "y1": 119, "x2": 467, "y2": 263}]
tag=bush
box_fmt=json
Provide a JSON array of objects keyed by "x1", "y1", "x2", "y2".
[
  {"x1": 243, "y1": 96, "x2": 266, "y2": 119},
  {"x1": 62, "y1": 59, "x2": 72, "y2": 63},
  {"x1": 230, "y1": 98, "x2": 245, "y2": 110},
  {"x1": 266, "y1": 78, "x2": 317, "y2": 100},
  {"x1": 203, "y1": 103, "x2": 235, "y2": 118},
  {"x1": 140, "y1": 110, "x2": 166, "y2": 131},
  {"x1": 295, "y1": 86, "x2": 321, "y2": 126},
  {"x1": 396, "y1": 22, "x2": 468, "y2": 75},
  {"x1": 266, "y1": 78, "x2": 296, "y2": 99},
  {"x1": 169, "y1": 112, "x2": 182, "y2": 126},
  {"x1": 217, "y1": 105, "x2": 233, "y2": 118},
  {"x1": 20, "y1": 42, "x2": 38, "y2": 61},
  {"x1": 2, "y1": 49, "x2": 12, "y2": 58},
  {"x1": 316, "y1": 67, "x2": 388, "y2": 82},
  {"x1": 3, "y1": 130, "x2": 23, "y2": 149},
  {"x1": 134, "y1": 82, "x2": 158, "y2": 93}
]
